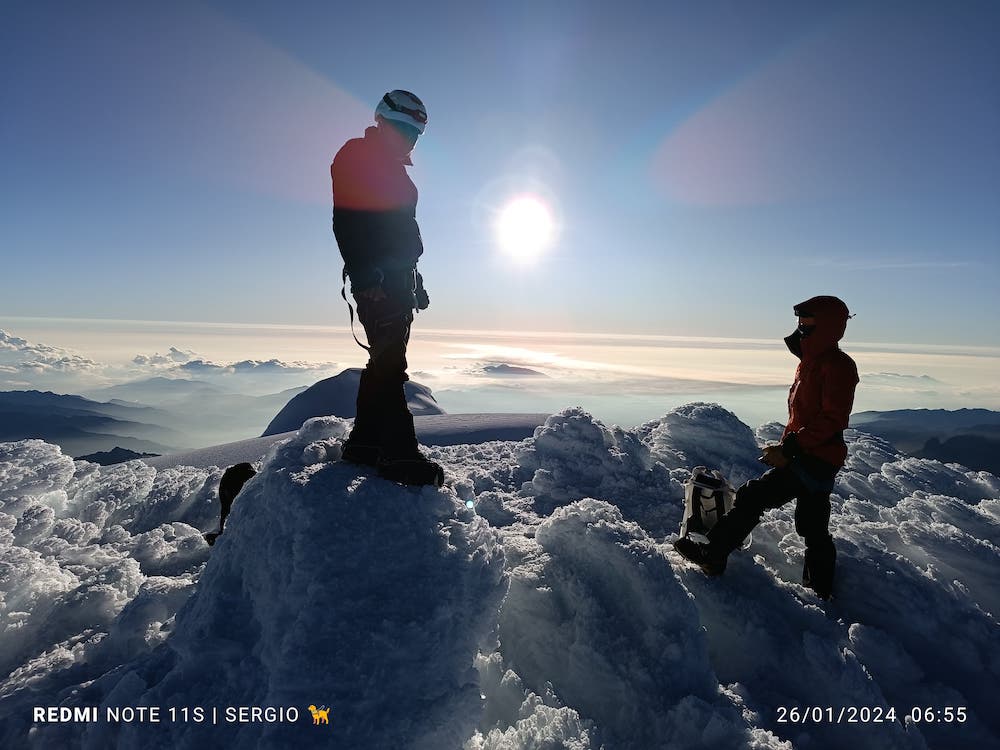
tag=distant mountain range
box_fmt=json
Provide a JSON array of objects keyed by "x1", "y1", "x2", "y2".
[
  {"x1": 5, "y1": 385, "x2": 998, "y2": 477},
  {"x1": 2, "y1": 370, "x2": 439, "y2": 456},
  {"x1": 851, "y1": 408, "x2": 1000, "y2": 475},
  {"x1": 0, "y1": 379, "x2": 311, "y2": 456},
  {"x1": 0, "y1": 391, "x2": 180, "y2": 456},
  {"x1": 85, "y1": 376, "x2": 226, "y2": 404},
  {"x1": 87, "y1": 377, "x2": 311, "y2": 448}
]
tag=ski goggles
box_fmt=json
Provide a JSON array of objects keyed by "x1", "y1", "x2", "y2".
[{"x1": 382, "y1": 94, "x2": 427, "y2": 125}]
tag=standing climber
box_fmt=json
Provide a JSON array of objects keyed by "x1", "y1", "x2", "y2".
[
  {"x1": 331, "y1": 90, "x2": 443, "y2": 486},
  {"x1": 674, "y1": 296, "x2": 859, "y2": 599}
]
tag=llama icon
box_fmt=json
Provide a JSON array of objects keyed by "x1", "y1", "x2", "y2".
[{"x1": 307, "y1": 704, "x2": 331, "y2": 725}]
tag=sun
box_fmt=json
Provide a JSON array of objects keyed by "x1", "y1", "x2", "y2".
[{"x1": 495, "y1": 195, "x2": 555, "y2": 261}]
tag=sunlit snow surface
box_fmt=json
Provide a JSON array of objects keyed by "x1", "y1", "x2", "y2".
[{"x1": 1, "y1": 404, "x2": 998, "y2": 749}]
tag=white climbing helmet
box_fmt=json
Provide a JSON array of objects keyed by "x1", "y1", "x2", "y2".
[{"x1": 375, "y1": 90, "x2": 428, "y2": 135}]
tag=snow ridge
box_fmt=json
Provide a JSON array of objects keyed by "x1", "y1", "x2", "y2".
[{"x1": 1, "y1": 404, "x2": 998, "y2": 749}]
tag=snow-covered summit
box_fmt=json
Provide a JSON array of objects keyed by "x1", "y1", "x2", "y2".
[
  {"x1": 1, "y1": 404, "x2": 998, "y2": 749},
  {"x1": 261, "y1": 368, "x2": 443, "y2": 436}
]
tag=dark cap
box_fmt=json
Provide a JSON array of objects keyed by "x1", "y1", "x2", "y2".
[{"x1": 793, "y1": 296, "x2": 850, "y2": 321}]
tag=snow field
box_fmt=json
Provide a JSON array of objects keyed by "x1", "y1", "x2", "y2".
[{"x1": 1, "y1": 404, "x2": 998, "y2": 748}]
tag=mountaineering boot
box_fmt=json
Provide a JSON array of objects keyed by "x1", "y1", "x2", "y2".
[
  {"x1": 377, "y1": 450, "x2": 444, "y2": 487},
  {"x1": 673, "y1": 536, "x2": 727, "y2": 576},
  {"x1": 341, "y1": 441, "x2": 383, "y2": 468},
  {"x1": 802, "y1": 536, "x2": 836, "y2": 600},
  {"x1": 802, "y1": 572, "x2": 832, "y2": 601}
]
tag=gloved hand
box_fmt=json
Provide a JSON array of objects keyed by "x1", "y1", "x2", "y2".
[
  {"x1": 760, "y1": 444, "x2": 789, "y2": 468},
  {"x1": 415, "y1": 271, "x2": 430, "y2": 310}
]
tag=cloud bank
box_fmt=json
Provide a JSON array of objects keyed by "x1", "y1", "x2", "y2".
[{"x1": 0, "y1": 330, "x2": 103, "y2": 390}]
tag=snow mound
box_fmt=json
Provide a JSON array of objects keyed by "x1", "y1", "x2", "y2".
[
  {"x1": 640, "y1": 402, "x2": 762, "y2": 487},
  {"x1": 3, "y1": 405, "x2": 1000, "y2": 749},
  {"x1": 0, "y1": 439, "x2": 77, "y2": 504},
  {"x1": 470, "y1": 651, "x2": 598, "y2": 749},
  {"x1": 515, "y1": 407, "x2": 679, "y2": 534},
  {"x1": 511, "y1": 404, "x2": 760, "y2": 535},
  {"x1": 18, "y1": 416, "x2": 509, "y2": 749},
  {"x1": 490, "y1": 498, "x2": 789, "y2": 750},
  {"x1": 0, "y1": 440, "x2": 216, "y2": 704}
]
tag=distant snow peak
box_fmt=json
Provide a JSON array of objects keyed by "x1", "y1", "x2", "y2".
[
  {"x1": 261, "y1": 368, "x2": 444, "y2": 436},
  {"x1": 479, "y1": 363, "x2": 548, "y2": 378}
]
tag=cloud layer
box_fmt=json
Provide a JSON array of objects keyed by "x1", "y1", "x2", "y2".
[{"x1": 0, "y1": 330, "x2": 104, "y2": 392}]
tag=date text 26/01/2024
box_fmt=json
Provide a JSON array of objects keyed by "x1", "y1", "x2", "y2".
[{"x1": 776, "y1": 706, "x2": 969, "y2": 724}]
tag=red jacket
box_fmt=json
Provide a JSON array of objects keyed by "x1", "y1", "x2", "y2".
[
  {"x1": 330, "y1": 126, "x2": 423, "y2": 288},
  {"x1": 780, "y1": 296, "x2": 859, "y2": 470}
]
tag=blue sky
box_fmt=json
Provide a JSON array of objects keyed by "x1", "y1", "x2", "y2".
[{"x1": 3, "y1": 0, "x2": 998, "y2": 346}]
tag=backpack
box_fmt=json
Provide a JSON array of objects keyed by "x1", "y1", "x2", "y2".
[{"x1": 679, "y1": 466, "x2": 736, "y2": 543}]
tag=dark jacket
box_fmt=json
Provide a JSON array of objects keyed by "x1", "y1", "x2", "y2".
[
  {"x1": 780, "y1": 296, "x2": 859, "y2": 470},
  {"x1": 331, "y1": 126, "x2": 423, "y2": 290}
]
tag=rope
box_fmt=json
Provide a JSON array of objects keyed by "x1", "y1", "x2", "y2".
[{"x1": 342, "y1": 267, "x2": 371, "y2": 352}]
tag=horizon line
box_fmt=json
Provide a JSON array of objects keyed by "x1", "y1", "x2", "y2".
[{"x1": 2, "y1": 314, "x2": 999, "y2": 356}]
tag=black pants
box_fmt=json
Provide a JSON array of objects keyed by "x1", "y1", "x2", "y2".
[
  {"x1": 707, "y1": 466, "x2": 836, "y2": 596},
  {"x1": 347, "y1": 277, "x2": 419, "y2": 459}
]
